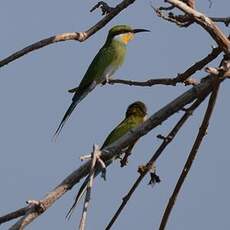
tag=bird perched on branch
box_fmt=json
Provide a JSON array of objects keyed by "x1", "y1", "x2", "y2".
[
  {"x1": 66, "y1": 101, "x2": 158, "y2": 218},
  {"x1": 54, "y1": 25, "x2": 150, "y2": 137}
]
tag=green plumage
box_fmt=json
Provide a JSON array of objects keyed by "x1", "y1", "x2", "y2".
[
  {"x1": 54, "y1": 25, "x2": 135, "y2": 137},
  {"x1": 78, "y1": 39, "x2": 126, "y2": 91},
  {"x1": 102, "y1": 110, "x2": 144, "y2": 149},
  {"x1": 66, "y1": 101, "x2": 147, "y2": 218}
]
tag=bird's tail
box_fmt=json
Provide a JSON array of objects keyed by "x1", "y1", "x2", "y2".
[
  {"x1": 53, "y1": 83, "x2": 96, "y2": 138},
  {"x1": 66, "y1": 174, "x2": 91, "y2": 219},
  {"x1": 66, "y1": 158, "x2": 112, "y2": 219}
]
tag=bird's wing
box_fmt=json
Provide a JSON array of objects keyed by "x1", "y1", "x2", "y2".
[
  {"x1": 101, "y1": 116, "x2": 139, "y2": 149},
  {"x1": 77, "y1": 45, "x2": 117, "y2": 90}
]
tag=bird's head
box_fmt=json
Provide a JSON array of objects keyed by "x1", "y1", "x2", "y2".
[
  {"x1": 126, "y1": 101, "x2": 147, "y2": 118},
  {"x1": 107, "y1": 25, "x2": 150, "y2": 45}
]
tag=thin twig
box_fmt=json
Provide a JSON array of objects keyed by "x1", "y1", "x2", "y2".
[
  {"x1": 0, "y1": 0, "x2": 136, "y2": 68},
  {"x1": 79, "y1": 145, "x2": 100, "y2": 230},
  {"x1": 159, "y1": 78, "x2": 221, "y2": 230},
  {"x1": 210, "y1": 17, "x2": 230, "y2": 27},
  {"x1": 105, "y1": 95, "x2": 209, "y2": 230}
]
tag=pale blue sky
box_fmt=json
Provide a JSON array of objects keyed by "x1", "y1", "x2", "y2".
[{"x1": 0, "y1": 1, "x2": 230, "y2": 229}]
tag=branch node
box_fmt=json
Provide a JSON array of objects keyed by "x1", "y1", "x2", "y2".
[
  {"x1": 184, "y1": 78, "x2": 199, "y2": 86},
  {"x1": 26, "y1": 200, "x2": 45, "y2": 214},
  {"x1": 137, "y1": 165, "x2": 149, "y2": 175}
]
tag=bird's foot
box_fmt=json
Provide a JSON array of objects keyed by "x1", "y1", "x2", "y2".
[
  {"x1": 148, "y1": 163, "x2": 161, "y2": 186},
  {"x1": 68, "y1": 86, "x2": 78, "y2": 93},
  {"x1": 120, "y1": 152, "x2": 131, "y2": 167},
  {"x1": 148, "y1": 172, "x2": 161, "y2": 186}
]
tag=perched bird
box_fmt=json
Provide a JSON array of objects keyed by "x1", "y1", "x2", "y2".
[
  {"x1": 66, "y1": 101, "x2": 148, "y2": 218},
  {"x1": 54, "y1": 25, "x2": 150, "y2": 137}
]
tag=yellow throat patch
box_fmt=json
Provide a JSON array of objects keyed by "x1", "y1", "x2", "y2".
[{"x1": 121, "y1": 33, "x2": 134, "y2": 44}]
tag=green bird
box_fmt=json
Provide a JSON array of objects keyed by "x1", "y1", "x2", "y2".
[
  {"x1": 54, "y1": 25, "x2": 150, "y2": 137},
  {"x1": 66, "y1": 101, "x2": 148, "y2": 218}
]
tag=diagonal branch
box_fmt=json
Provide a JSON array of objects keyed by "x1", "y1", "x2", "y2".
[
  {"x1": 159, "y1": 79, "x2": 221, "y2": 230},
  {"x1": 0, "y1": 0, "x2": 136, "y2": 68},
  {"x1": 105, "y1": 95, "x2": 208, "y2": 230},
  {"x1": 1, "y1": 75, "x2": 222, "y2": 229}
]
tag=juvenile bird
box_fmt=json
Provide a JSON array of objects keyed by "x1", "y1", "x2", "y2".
[
  {"x1": 54, "y1": 25, "x2": 150, "y2": 137},
  {"x1": 66, "y1": 101, "x2": 148, "y2": 218}
]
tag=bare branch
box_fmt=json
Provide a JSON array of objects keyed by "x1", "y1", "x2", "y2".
[
  {"x1": 108, "y1": 77, "x2": 178, "y2": 86},
  {"x1": 159, "y1": 79, "x2": 221, "y2": 230},
  {"x1": 105, "y1": 96, "x2": 208, "y2": 230},
  {"x1": 4, "y1": 75, "x2": 221, "y2": 229},
  {"x1": 0, "y1": 0, "x2": 136, "y2": 68},
  {"x1": 166, "y1": 0, "x2": 230, "y2": 54}
]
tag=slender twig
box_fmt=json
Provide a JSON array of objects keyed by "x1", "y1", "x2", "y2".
[
  {"x1": 79, "y1": 145, "x2": 100, "y2": 230},
  {"x1": 105, "y1": 95, "x2": 209, "y2": 230},
  {"x1": 2, "y1": 75, "x2": 219, "y2": 229},
  {"x1": 0, "y1": 0, "x2": 136, "y2": 68},
  {"x1": 211, "y1": 17, "x2": 230, "y2": 27},
  {"x1": 108, "y1": 77, "x2": 178, "y2": 86},
  {"x1": 159, "y1": 79, "x2": 221, "y2": 230}
]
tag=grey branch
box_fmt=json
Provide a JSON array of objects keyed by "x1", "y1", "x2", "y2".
[{"x1": 211, "y1": 17, "x2": 230, "y2": 27}]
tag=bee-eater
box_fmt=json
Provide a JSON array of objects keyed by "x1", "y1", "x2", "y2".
[
  {"x1": 54, "y1": 25, "x2": 150, "y2": 137},
  {"x1": 66, "y1": 101, "x2": 148, "y2": 218}
]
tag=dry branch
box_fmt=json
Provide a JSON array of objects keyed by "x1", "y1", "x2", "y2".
[
  {"x1": 1, "y1": 75, "x2": 221, "y2": 229},
  {"x1": 159, "y1": 78, "x2": 221, "y2": 230},
  {"x1": 0, "y1": 0, "x2": 136, "y2": 68},
  {"x1": 166, "y1": 0, "x2": 230, "y2": 54}
]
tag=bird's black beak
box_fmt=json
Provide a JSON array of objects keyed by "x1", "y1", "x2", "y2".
[{"x1": 133, "y1": 29, "x2": 150, "y2": 33}]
